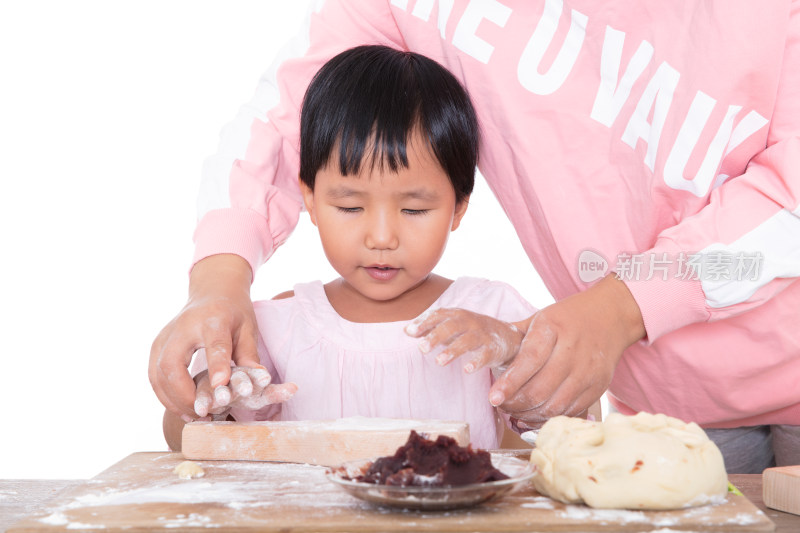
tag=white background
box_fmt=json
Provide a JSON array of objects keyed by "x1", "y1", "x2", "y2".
[{"x1": 0, "y1": 1, "x2": 552, "y2": 479}]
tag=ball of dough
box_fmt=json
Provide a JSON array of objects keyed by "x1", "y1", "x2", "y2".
[
  {"x1": 174, "y1": 460, "x2": 205, "y2": 479},
  {"x1": 529, "y1": 412, "x2": 728, "y2": 510}
]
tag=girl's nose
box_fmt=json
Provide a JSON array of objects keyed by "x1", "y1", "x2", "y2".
[{"x1": 365, "y1": 212, "x2": 399, "y2": 250}]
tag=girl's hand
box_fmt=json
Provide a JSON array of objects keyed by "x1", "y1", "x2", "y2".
[
  {"x1": 193, "y1": 366, "x2": 298, "y2": 418},
  {"x1": 405, "y1": 309, "x2": 528, "y2": 373},
  {"x1": 149, "y1": 254, "x2": 264, "y2": 422},
  {"x1": 489, "y1": 274, "x2": 646, "y2": 429}
]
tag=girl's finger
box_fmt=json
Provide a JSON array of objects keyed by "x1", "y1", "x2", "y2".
[
  {"x1": 404, "y1": 308, "x2": 451, "y2": 337},
  {"x1": 213, "y1": 384, "x2": 232, "y2": 407},
  {"x1": 431, "y1": 330, "x2": 481, "y2": 366},
  {"x1": 418, "y1": 315, "x2": 468, "y2": 353},
  {"x1": 242, "y1": 366, "x2": 272, "y2": 389},
  {"x1": 242, "y1": 383, "x2": 298, "y2": 409},
  {"x1": 229, "y1": 369, "x2": 253, "y2": 397},
  {"x1": 462, "y1": 347, "x2": 495, "y2": 373},
  {"x1": 265, "y1": 382, "x2": 298, "y2": 404}
]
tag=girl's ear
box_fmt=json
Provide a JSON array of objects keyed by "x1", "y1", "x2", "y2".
[
  {"x1": 450, "y1": 196, "x2": 469, "y2": 231},
  {"x1": 299, "y1": 177, "x2": 317, "y2": 226}
]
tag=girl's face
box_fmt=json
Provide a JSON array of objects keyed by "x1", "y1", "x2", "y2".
[{"x1": 301, "y1": 134, "x2": 467, "y2": 313}]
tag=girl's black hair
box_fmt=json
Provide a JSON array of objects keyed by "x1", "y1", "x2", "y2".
[{"x1": 299, "y1": 45, "x2": 478, "y2": 203}]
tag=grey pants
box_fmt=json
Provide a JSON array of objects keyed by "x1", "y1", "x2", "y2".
[{"x1": 705, "y1": 424, "x2": 800, "y2": 474}]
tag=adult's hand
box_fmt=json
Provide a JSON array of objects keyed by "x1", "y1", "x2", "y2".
[
  {"x1": 489, "y1": 274, "x2": 646, "y2": 429},
  {"x1": 149, "y1": 254, "x2": 264, "y2": 421}
]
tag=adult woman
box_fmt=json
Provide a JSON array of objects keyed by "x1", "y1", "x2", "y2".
[{"x1": 150, "y1": 0, "x2": 800, "y2": 473}]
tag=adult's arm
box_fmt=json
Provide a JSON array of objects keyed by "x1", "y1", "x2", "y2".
[
  {"x1": 492, "y1": 1, "x2": 800, "y2": 426},
  {"x1": 149, "y1": 254, "x2": 256, "y2": 421},
  {"x1": 621, "y1": 1, "x2": 800, "y2": 342}
]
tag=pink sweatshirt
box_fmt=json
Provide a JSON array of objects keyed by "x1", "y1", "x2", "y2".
[{"x1": 193, "y1": 0, "x2": 800, "y2": 429}]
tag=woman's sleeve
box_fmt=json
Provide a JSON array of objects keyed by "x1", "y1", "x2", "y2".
[
  {"x1": 622, "y1": 1, "x2": 800, "y2": 341},
  {"x1": 192, "y1": 0, "x2": 406, "y2": 278}
]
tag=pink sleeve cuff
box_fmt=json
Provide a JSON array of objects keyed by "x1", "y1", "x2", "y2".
[
  {"x1": 622, "y1": 271, "x2": 710, "y2": 343},
  {"x1": 191, "y1": 208, "x2": 275, "y2": 281}
]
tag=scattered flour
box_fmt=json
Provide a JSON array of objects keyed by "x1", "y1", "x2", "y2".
[
  {"x1": 31, "y1": 452, "x2": 764, "y2": 531},
  {"x1": 158, "y1": 513, "x2": 218, "y2": 528},
  {"x1": 66, "y1": 521, "x2": 106, "y2": 529},
  {"x1": 727, "y1": 512, "x2": 761, "y2": 525},
  {"x1": 520, "y1": 497, "x2": 555, "y2": 510},
  {"x1": 36, "y1": 459, "x2": 356, "y2": 531},
  {"x1": 38, "y1": 511, "x2": 68, "y2": 525},
  {"x1": 559, "y1": 505, "x2": 650, "y2": 524},
  {"x1": 642, "y1": 529, "x2": 703, "y2": 533}
]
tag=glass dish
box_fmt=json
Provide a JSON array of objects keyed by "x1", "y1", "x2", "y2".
[{"x1": 326, "y1": 453, "x2": 536, "y2": 511}]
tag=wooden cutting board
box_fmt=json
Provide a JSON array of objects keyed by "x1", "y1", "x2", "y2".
[
  {"x1": 181, "y1": 418, "x2": 470, "y2": 466},
  {"x1": 763, "y1": 465, "x2": 800, "y2": 516},
  {"x1": 8, "y1": 452, "x2": 775, "y2": 532}
]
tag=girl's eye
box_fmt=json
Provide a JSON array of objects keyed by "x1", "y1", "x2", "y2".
[
  {"x1": 402, "y1": 209, "x2": 429, "y2": 216},
  {"x1": 337, "y1": 207, "x2": 362, "y2": 214}
]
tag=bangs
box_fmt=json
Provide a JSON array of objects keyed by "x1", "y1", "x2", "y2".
[{"x1": 300, "y1": 45, "x2": 479, "y2": 203}]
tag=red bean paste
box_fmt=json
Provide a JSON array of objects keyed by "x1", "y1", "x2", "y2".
[{"x1": 355, "y1": 430, "x2": 509, "y2": 487}]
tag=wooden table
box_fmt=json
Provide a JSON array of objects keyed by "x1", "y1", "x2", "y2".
[
  {"x1": 1, "y1": 480, "x2": 81, "y2": 533},
  {"x1": 726, "y1": 475, "x2": 798, "y2": 532},
  {"x1": 2, "y1": 463, "x2": 798, "y2": 532}
]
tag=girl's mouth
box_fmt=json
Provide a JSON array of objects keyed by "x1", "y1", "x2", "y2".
[{"x1": 364, "y1": 265, "x2": 399, "y2": 281}]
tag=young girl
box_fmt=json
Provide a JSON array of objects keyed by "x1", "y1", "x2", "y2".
[{"x1": 163, "y1": 45, "x2": 536, "y2": 451}]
